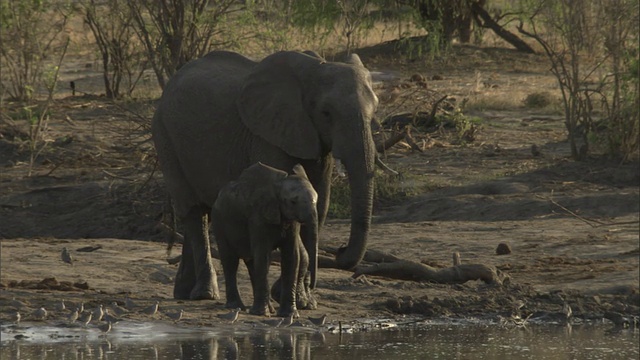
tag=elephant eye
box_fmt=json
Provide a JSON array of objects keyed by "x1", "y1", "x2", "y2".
[{"x1": 321, "y1": 110, "x2": 331, "y2": 118}]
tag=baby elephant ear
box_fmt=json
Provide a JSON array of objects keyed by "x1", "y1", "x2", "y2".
[
  {"x1": 260, "y1": 198, "x2": 281, "y2": 225},
  {"x1": 291, "y1": 164, "x2": 309, "y2": 179}
]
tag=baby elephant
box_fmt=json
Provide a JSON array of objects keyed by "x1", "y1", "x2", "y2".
[{"x1": 211, "y1": 162, "x2": 318, "y2": 317}]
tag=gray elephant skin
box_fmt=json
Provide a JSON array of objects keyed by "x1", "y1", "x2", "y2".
[
  {"x1": 212, "y1": 162, "x2": 317, "y2": 317},
  {"x1": 152, "y1": 50, "x2": 379, "y2": 301}
]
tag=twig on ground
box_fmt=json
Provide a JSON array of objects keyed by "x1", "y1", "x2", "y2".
[{"x1": 539, "y1": 194, "x2": 640, "y2": 228}]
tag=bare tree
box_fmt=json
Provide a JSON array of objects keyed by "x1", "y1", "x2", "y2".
[
  {"x1": 81, "y1": 0, "x2": 146, "y2": 98},
  {"x1": 128, "y1": 0, "x2": 240, "y2": 89},
  {"x1": 337, "y1": 0, "x2": 374, "y2": 55},
  {"x1": 0, "y1": 1, "x2": 70, "y2": 101},
  {"x1": 518, "y1": 0, "x2": 639, "y2": 160}
]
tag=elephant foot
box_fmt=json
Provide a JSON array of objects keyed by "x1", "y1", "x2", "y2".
[
  {"x1": 174, "y1": 285, "x2": 192, "y2": 300},
  {"x1": 225, "y1": 300, "x2": 246, "y2": 311},
  {"x1": 174, "y1": 271, "x2": 196, "y2": 300},
  {"x1": 249, "y1": 301, "x2": 273, "y2": 316},
  {"x1": 190, "y1": 279, "x2": 220, "y2": 300},
  {"x1": 296, "y1": 292, "x2": 317, "y2": 310},
  {"x1": 277, "y1": 308, "x2": 299, "y2": 318}
]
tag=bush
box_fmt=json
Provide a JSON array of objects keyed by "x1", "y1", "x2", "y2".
[
  {"x1": 523, "y1": 91, "x2": 555, "y2": 108},
  {"x1": 328, "y1": 170, "x2": 422, "y2": 219}
]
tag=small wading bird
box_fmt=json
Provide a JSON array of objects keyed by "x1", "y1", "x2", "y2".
[
  {"x1": 11, "y1": 311, "x2": 20, "y2": 325},
  {"x1": 102, "y1": 309, "x2": 121, "y2": 324},
  {"x1": 92, "y1": 305, "x2": 104, "y2": 322},
  {"x1": 79, "y1": 312, "x2": 92, "y2": 327},
  {"x1": 67, "y1": 308, "x2": 79, "y2": 323},
  {"x1": 217, "y1": 308, "x2": 241, "y2": 324},
  {"x1": 61, "y1": 247, "x2": 73, "y2": 265},
  {"x1": 166, "y1": 309, "x2": 183, "y2": 322},
  {"x1": 142, "y1": 301, "x2": 159, "y2": 316},
  {"x1": 280, "y1": 313, "x2": 295, "y2": 327},
  {"x1": 98, "y1": 321, "x2": 112, "y2": 336},
  {"x1": 109, "y1": 302, "x2": 127, "y2": 316},
  {"x1": 33, "y1": 307, "x2": 47, "y2": 321},
  {"x1": 56, "y1": 299, "x2": 66, "y2": 312},
  {"x1": 308, "y1": 314, "x2": 328, "y2": 326}
]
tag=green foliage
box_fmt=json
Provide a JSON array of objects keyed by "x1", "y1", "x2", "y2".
[
  {"x1": 127, "y1": 0, "x2": 239, "y2": 89},
  {"x1": 433, "y1": 109, "x2": 481, "y2": 144},
  {"x1": 523, "y1": 91, "x2": 555, "y2": 108},
  {"x1": 0, "y1": 0, "x2": 70, "y2": 101},
  {"x1": 328, "y1": 176, "x2": 351, "y2": 219},
  {"x1": 328, "y1": 169, "x2": 424, "y2": 219},
  {"x1": 243, "y1": 1, "x2": 335, "y2": 54},
  {"x1": 289, "y1": 0, "x2": 340, "y2": 29},
  {"x1": 518, "y1": 0, "x2": 638, "y2": 160}
]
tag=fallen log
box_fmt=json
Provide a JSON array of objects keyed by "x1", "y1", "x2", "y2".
[
  {"x1": 318, "y1": 248, "x2": 402, "y2": 269},
  {"x1": 353, "y1": 260, "x2": 507, "y2": 285}
]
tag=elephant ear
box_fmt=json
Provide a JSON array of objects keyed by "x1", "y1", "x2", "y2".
[
  {"x1": 240, "y1": 163, "x2": 286, "y2": 225},
  {"x1": 258, "y1": 195, "x2": 281, "y2": 225},
  {"x1": 237, "y1": 51, "x2": 323, "y2": 160}
]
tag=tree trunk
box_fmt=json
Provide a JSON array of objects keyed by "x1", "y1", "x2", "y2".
[{"x1": 470, "y1": 2, "x2": 536, "y2": 54}]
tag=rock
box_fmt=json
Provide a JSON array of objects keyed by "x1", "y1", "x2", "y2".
[{"x1": 496, "y1": 243, "x2": 512, "y2": 255}]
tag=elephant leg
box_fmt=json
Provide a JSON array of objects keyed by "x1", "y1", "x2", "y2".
[
  {"x1": 295, "y1": 242, "x2": 317, "y2": 310},
  {"x1": 276, "y1": 233, "x2": 300, "y2": 318},
  {"x1": 246, "y1": 259, "x2": 274, "y2": 314},
  {"x1": 177, "y1": 206, "x2": 220, "y2": 300},
  {"x1": 219, "y1": 243, "x2": 244, "y2": 310},
  {"x1": 174, "y1": 232, "x2": 196, "y2": 300},
  {"x1": 249, "y1": 245, "x2": 271, "y2": 315}
]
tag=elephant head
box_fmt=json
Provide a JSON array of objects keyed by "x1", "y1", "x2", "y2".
[
  {"x1": 237, "y1": 51, "x2": 378, "y2": 271},
  {"x1": 238, "y1": 163, "x2": 318, "y2": 225}
]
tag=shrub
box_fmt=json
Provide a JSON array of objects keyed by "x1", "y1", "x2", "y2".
[{"x1": 523, "y1": 91, "x2": 555, "y2": 108}]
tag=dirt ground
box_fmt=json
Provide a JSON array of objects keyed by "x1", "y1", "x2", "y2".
[{"x1": 1, "y1": 43, "x2": 638, "y2": 331}]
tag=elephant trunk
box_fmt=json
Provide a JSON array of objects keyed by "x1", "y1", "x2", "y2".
[{"x1": 335, "y1": 133, "x2": 375, "y2": 270}]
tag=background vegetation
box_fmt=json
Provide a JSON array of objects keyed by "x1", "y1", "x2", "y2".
[{"x1": 1, "y1": 0, "x2": 638, "y2": 165}]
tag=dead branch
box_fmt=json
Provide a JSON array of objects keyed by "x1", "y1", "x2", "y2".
[
  {"x1": 375, "y1": 155, "x2": 399, "y2": 176},
  {"x1": 376, "y1": 127, "x2": 409, "y2": 153},
  {"x1": 429, "y1": 95, "x2": 449, "y2": 122},
  {"x1": 403, "y1": 128, "x2": 423, "y2": 152},
  {"x1": 540, "y1": 195, "x2": 640, "y2": 228},
  {"x1": 353, "y1": 260, "x2": 506, "y2": 285},
  {"x1": 452, "y1": 252, "x2": 461, "y2": 266},
  {"x1": 470, "y1": 2, "x2": 535, "y2": 54}
]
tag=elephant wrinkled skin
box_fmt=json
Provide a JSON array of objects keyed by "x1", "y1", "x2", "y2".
[
  {"x1": 152, "y1": 50, "x2": 379, "y2": 301},
  {"x1": 212, "y1": 163, "x2": 318, "y2": 317}
]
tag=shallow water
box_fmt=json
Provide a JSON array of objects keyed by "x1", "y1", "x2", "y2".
[{"x1": 1, "y1": 321, "x2": 638, "y2": 359}]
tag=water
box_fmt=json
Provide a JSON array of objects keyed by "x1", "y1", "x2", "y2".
[{"x1": 1, "y1": 321, "x2": 638, "y2": 359}]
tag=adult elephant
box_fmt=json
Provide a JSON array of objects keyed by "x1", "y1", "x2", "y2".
[{"x1": 152, "y1": 50, "x2": 378, "y2": 300}]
